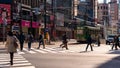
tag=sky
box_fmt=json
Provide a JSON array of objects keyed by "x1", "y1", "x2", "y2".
[{"x1": 98, "y1": 0, "x2": 110, "y2": 3}]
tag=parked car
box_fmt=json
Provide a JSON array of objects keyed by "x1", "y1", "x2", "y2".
[{"x1": 106, "y1": 35, "x2": 115, "y2": 45}]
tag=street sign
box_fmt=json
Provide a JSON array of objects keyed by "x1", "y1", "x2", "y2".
[{"x1": 12, "y1": 25, "x2": 20, "y2": 32}]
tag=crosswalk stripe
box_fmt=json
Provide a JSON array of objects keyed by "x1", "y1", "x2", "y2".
[
  {"x1": 41, "y1": 48, "x2": 58, "y2": 53},
  {"x1": 46, "y1": 47, "x2": 56, "y2": 51},
  {"x1": 0, "y1": 54, "x2": 35, "y2": 68},
  {"x1": 23, "y1": 48, "x2": 36, "y2": 54},
  {"x1": 17, "y1": 49, "x2": 25, "y2": 55},
  {"x1": 11, "y1": 66, "x2": 35, "y2": 68},
  {"x1": 31, "y1": 48, "x2": 47, "y2": 53},
  {"x1": 12, "y1": 63, "x2": 32, "y2": 67},
  {"x1": 16, "y1": 47, "x2": 76, "y2": 54}
]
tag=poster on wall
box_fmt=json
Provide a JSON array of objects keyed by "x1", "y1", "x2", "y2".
[
  {"x1": 0, "y1": 4, "x2": 11, "y2": 24},
  {"x1": 56, "y1": 13, "x2": 64, "y2": 26}
]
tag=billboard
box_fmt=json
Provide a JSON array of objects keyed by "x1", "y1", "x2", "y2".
[
  {"x1": 56, "y1": 13, "x2": 64, "y2": 26},
  {"x1": 0, "y1": 4, "x2": 11, "y2": 24}
]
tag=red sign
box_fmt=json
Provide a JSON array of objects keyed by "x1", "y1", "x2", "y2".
[
  {"x1": 32, "y1": 22, "x2": 39, "y2": 28},
  {"x1": 0, "y1": 4, "x2": 11, "y2": 24},
  {"x1": 50, "y1": 15, "x2": 54, "y2": 21},
  {"x1": 21, "y1": 20, "x2": 30, "y2": 27},
  {"x1": 22, "y1": 20, "x2": 39, "y2": 28}
]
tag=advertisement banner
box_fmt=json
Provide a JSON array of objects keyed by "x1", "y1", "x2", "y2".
[
  {"x1": 0, "y1": 4, "x2": 11, "y2": 24},
  {"x1": 22, "y1": 20, "x2": 39, "y2": 28},
  {"x1": 56, "y1": 13, "x2": 64, "y2": 26},
  {"x1": 21, "y1": 20, "x2": 30, "y2": 27},
  {"x1": 32, "y1": 22, "x2": 39, "y2": 28}
]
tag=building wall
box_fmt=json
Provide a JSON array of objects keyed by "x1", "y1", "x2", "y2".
[
  {"x1": 77, "y1": 0, "x2": 94, "y2": 23},
  {"x1": 109, "y1": 0, "x2": 118, "y2": 34},
  {"x1": 97, "y1": 3, "x2": 108, "y2": 25}
]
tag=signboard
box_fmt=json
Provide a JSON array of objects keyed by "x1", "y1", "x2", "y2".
[
  {"x1": 22, "y1": 20, "x2": 40, "y2": 28},
  {"x1": 12, "y1": 25, "x2": 20, "y2": 32},
  {"x1": 21, "y1": 20, "x2": 30, "y2": 27},
  {"x1": 56, "y1": 13, "x2": 64, "y2": 26},
  {"x1": 0, "y1": 4, "x2": 11, "y2": 24}
]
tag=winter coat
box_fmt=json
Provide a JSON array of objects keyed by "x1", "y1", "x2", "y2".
[
  {"x1": 5, "y1": 36, "x2": 18, "y2": 53},
  {"x1": 86, "y1": 35, "x2": 92, "y2": 44},
  {"x1": 18, "y1": 34, "x2": 25, "y2": 44}
]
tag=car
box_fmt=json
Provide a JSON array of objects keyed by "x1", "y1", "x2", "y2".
[{"x1": 106, "y1": 35, "x2": 115, "y2": 45}]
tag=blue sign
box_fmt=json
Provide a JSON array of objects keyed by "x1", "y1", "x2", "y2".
[{"x1": 0, "y1": 0, "x2": 12, "y2": 4}]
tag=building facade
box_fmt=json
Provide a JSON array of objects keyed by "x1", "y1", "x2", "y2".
[{"x1": 109, "y1": 0, "x2": 118, "y2": 34}]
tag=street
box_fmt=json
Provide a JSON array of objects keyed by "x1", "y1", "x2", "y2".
[{"x1": 1, "y1": 40, "x2": 120, "y2": 68}]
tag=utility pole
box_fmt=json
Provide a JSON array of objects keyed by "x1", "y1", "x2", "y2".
[
  {"x1": 44, "y1": 0, "x2": 47, "y2": 39},
  {"x1": 30, "y1": 0, "x2": 33, "y2": 34},
  {"x1": 18, "y1": 0, "x2": 22, "y2": 33},
  {"x1": 1, "y1": 8, "x2": 7, "y2": 44}
]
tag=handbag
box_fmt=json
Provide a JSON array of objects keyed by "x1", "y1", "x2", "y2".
[{"x1": 14, "y1": 42, "x2": 18, "y2": 48}]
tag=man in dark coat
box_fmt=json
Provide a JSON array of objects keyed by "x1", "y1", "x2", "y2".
[
  {"x1": 112, "y1": 35, "x2": 120, "y2": 50},
  {"x1": 60, "y1": 34, "x2": 68, "y2": 50},
  {"x1": 27, "y1": 32, "x2": 33, "y2": 51},
  {"x1": 18, "y1": 32, "x2": 25, "y2": 51},
  {"x1": 85, "y1": 34, "x2": 93, "y2": 51}
]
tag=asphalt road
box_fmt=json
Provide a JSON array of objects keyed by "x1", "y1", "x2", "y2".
[
  {"x1": 1, "y1": 40, "x2": 120, "y2": 68},
  {"x1": 22, "y1": 52, "x2": 120, "y2": 68}
]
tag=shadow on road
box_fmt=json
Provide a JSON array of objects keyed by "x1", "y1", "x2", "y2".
[
  {"x1": 108, "y1": 50, "x2": 120, "y2": 54},
  {"x1": 97, "y1": 56, "x2": 120, "y2": 68}
]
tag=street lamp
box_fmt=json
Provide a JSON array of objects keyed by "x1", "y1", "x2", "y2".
[{"x1": 1, "y1": 8, "x2": 7, "y2": 44}]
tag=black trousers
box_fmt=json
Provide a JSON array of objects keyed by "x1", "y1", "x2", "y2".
[
  {"x1": 20, "y1": 42, "x2": 24, "y2": 51},
  {"x1": 86, "y1": 43, "x2": 93, "y2": 51},
  {"x1": 112, "y1": 43, "x2": 120, "y2": 50},
  {"x1": 38, "y1": 41, "x2": 45, "y2": 49},
  {"x1": 62, "y1": 43, "x2": 68, "y2": 50},
  {"x1": 28, "y1": 42, "x2": 32, "y2": 50},
  {"x1": 10, "y1": 52, "x2": 14, "y2": 65}
]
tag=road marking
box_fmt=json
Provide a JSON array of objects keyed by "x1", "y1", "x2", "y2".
[
  {"x1": 41, "y1": 48, "x2": 58, "y2": 53},
  {"x1": 31, "y1": 48, "x2": 47, "y2": 53},
  {"x1": 23, "y1": 48, "x2": 36, "y2": 54},
  {"x1": 0, "y1": 54, "x2": 35, "y2": 68},
  {"x1": 17, "y1": 49, "x2": 25, "y2": 55}
]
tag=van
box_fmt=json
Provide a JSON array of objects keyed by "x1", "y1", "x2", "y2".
[{"x1": 106, "y1": 35, "x2": 115, "y2": 45}]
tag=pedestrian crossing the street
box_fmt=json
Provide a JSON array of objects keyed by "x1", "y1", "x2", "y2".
[
  {"x1": 0, "y1": 54, "x2": 35, "y2": 68},
  {"x1": 17, "y1": 47, "x2": 76, "y2": 55}
]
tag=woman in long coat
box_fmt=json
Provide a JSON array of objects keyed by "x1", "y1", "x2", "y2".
[{"x1": 5, "y1": 31, "x2": 18, "y2": 65}]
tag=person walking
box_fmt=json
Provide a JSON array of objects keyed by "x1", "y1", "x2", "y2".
[
  {"x1": 27, "y1": 32, "x2": 33, "y2": 51},
  {"x1": 60, "y1": 34, "x2": 68, "y2": 50},
  {"x1": 5, "y1": 31, "x2": 18, "y2": 65},
  {"x1": 111, "y1": 35, "x2": 120, "y2": 50},
  {"x1": 18, "y1": 32, "x2": 25, "y2": 51},
  {"x1": 37, "y1": 34, "x2": 45, "y2": 49},
  {"x1": 85, "y1": 34, "x2": 93, "y2": 51}
]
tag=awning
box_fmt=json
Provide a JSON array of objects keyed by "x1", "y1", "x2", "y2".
[
  {"x1": 56, "y1": 27, "x2": 71, "y2": 31},
  {"x1": 85, "y1": 26, "x2": 100, "y2": 30}
]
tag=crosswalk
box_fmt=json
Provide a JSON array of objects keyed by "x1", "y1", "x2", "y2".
[
  {"x1": 17, "y1": 47, "x2": 76, "y2": 55},
  {"x1": 0, "y1": 54, "x2": 35, "y2": 68},
  {"x1": 0, "y1": 47, "x2": 76, "y2": 68}
]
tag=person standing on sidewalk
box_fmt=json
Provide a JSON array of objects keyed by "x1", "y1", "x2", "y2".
[
  {"x1": 18, "y1": 32, "x2": 25, "y2": 51},
  {"x1": 5, "y1": 31, "x2": 18, "y2": 65},
  {"x1": 37, "y1": 34, "x2": 45, "y2": 49},
  {"x1": 85, "y1": 34, "x2": 93, "y2": 51},
  {"x1": 97, "y1": 35, "x2": 101, "y2": 47},
  {"x1": 27, "y1": 32, "x2": 33, "y2": 51},
  {"x1": 60, "y1": 34, "x2": 68, "y2": 50}
]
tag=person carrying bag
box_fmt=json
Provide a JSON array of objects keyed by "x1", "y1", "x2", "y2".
[{"x1": 5, "y1": 31, "x2": 18, "y2": 65}]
